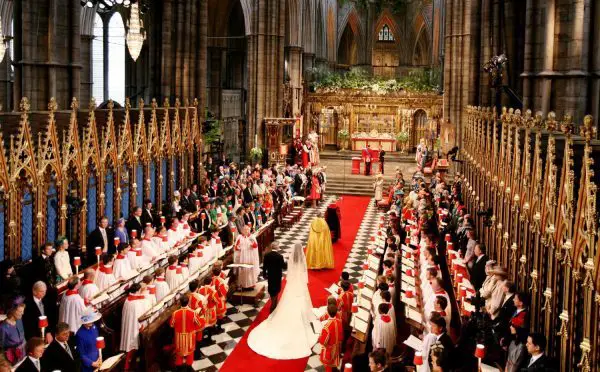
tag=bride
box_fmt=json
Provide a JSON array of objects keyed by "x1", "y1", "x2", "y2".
[{"x1": 247, "y1": 243, "x2": 318, "y2": 359}]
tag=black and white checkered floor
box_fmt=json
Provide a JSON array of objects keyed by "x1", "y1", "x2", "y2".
[{"x1": 190, "y1": 196, "x2": 385, "y2": 371}]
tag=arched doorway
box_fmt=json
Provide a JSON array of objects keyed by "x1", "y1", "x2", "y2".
[{"x1": 337, "y1": 23, "x2": 357, "y2": 66}]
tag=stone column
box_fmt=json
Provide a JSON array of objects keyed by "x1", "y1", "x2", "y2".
[
  {"x1": 287, "y1": 46, "x2": 303, "y2": 116},
  {"x1": 80, "y1": 35, "x2": 94, "y2": 104}
]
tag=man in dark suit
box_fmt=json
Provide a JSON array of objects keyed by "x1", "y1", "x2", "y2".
[
  {"x1": 142, "y1": 199, "x2": 155, "y2": 227},
  {"x1": 23, "y1": 281, "x2": 57, "y2": 343},
  {"x1": 426, "y1": 313, "x2": 454, "y2": 370},
  {"x1": 126, "y1": 206, "x2": 144, "y2": 237},
  {"x1": 242, "y1": 182, "x2": 253, "y2": 204},
  {"x1": 522, "y1": 333, "x2": 554, "y2": 371},
  {"x1": 368, "y1": 349, "x2": 388, "y2": 372},
  {"x1": 41, "y1": 322, "x2": 80, "y2": 372},
  {"x1": 469, "y1": 243, "x2": 488, "y2": 291},
  {"x1": 197, "y1": 202, "x2": 212, "y2": 235},
  {"x1": 86, "y1": 216, "x2": 114, "y2": 264},
  {"x1": 243, "y1": 203, "x2": 257, "y2": 231},
  {"x1": 262, "y1": 242, "x2": 287, "y2": 313},
  {"x1": 16, "y1": 337, "x2": 45, "y2": 372},
  {"x1": 493, "y1": 281, "x2": 517, "y2": 336},
  {"x1": 31, "y1": 243, "x2": 57, "y2": 288}
]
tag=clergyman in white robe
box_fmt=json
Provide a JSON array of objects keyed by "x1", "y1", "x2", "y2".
[{"x1": 233, "y1": 229, "x2": 260, "y2": 288}]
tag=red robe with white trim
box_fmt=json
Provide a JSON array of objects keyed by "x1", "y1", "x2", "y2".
[{"x1": 318, "y1": 315, "x2": 343, "y2": 367}]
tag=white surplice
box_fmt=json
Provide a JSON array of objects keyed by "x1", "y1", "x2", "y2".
[
  {"x1": 165, "y1": 266, "x2": 180, "y2": 289},
  {"x1": 95, "y1": 265, "x2": 116, "y2": 291},
  {"x1": 141, "y1": 238, "x2": 159, "y2": 259},
  {"x1": 233, "y1": 234, "x2": 260, "y2": 288},
  {"x1": 371, "y1": 314, "x2": 396, "y2": 355},
  {"x1": 79, "y1": 280, "x2": 99, "y2": 305},
  {"x1": 58, "y1": 291, "x2": 87, "y2": 333},
  {"x1": 113, "y1": 255, "x2": 137, "y2": 281},
  {"x1": 247, "y1": 244, "x2": 318, "y2": 359},
  {"x1": 154, "y1": 277, "x2": 170, "y2": 302},
  {"x1": 119, "y1": 294, "x2": 150, "y2": 352}
]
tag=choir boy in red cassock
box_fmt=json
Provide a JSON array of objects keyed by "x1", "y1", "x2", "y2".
[
  {"x1": 170, "y1": 296, "x2": 205, "y2": 367},
  {"x1": 318, "y1": 304, "x2": 344, "y2": 372},
  {"x1": 336, "y1": 280, "x2": 354, "y2": 344},
  {"x1": 198, "y1": 276, "x2": 219, "y2": 346},
  {"x1": 211, "y1": 265, "x2": 229, "y2": 334},
  {"x1": 319, "y1": 297, "x2": 341, "y2": 322}
]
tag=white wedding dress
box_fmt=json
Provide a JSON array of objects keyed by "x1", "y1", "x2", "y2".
[{"x1": 247, "y1": 243, "x2": 318, "y2": 359}]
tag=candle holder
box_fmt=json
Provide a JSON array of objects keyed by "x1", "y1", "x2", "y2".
[
  {"x1": 96, "y1": 336, "x2": 105, "y2": 361},
  {"x1": 38, "y1": 316, "x2": 48, "y2": 339},
  {"x1": 74, "y1": 256, "x2": 81, "y2": 275}
]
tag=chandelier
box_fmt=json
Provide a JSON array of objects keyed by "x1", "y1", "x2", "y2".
[
  {"x1": 126, "y1": 3, "x2": 145, "y2": 61},
  {"x1": 0, "y1": 16, "x2": 5, "y2": 63}
]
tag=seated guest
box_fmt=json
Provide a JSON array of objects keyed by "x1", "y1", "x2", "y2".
[
  {"x1": 76, "y1": 310, "x2": 101, "y2": 372},
  {"x1": 95, "y1": 254, "x2": 116, "y2": 292},
  {"x1": 505, "y1": 324, "x2": 528, "y2": 372},
  {"x1": 86, "y1": 216, "x2": 112, "y2": 264},
  {"x1": 114, "y1": 243, "x2": 137, "y2": 281},
  {"x1": 41, "y1": 322, "x2": 80, "y2": 372},
  {"x1": 317, "y1": 304, "x2": 344, "y2": 371},
  {"x1": 15, "y1": 337, "x2": 45, "y2": 372},
  {"x1": 421, "y1": 314, "x2": 453, "y2": 371},
  {"x1": 371, "y1": 303, "x2": 396, "y2": 355},
  {"x1": 0, "y1": 300, "x2": 26, "y2": 365},
  {"x1": 58, "y1": 278, "x2": 87, "y2": 333},
  {"x1": 23, "y1": 281, "x2": 56, "y2": 343},
  {"x1": 368, "y1": 348, "x2": 388, "y2": 372},
  {"x1": 522, "y1": 333, "x2": 553, "y2": 371},
  {"x1": 53, "y1": 236, "x2": 72, "y2": 282},
  {"x1": 154, "y1": 268, "x2": 171, "y2": 302},
  {"x1": 469, "y1": 243, "x2": 488, "y2": 291},
  {"x1": 113, "y1": 218, "x2": 129, "y2": 246},
  {"x1": 79, "y1": 270, "x2": 99, "y2": 306},
  {"x1": 126, "y1": 207, "x2": 144, "y2": 238}
]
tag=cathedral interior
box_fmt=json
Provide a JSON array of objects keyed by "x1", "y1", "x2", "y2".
[{"x1": 0, "y1": 0, "x2": 598, "y2": 371}]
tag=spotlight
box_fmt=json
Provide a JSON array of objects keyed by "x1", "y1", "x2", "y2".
[{"x1": 86, "y1": 0, "x2": 94, "y2": 7}]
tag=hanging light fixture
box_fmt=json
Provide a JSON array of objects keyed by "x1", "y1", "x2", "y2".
[
  {"x1": 0, "y1": 16, "x2": 5, "y2": 63},
  {"x1": 126, "y1": 2, "x2": 145, "y2": 61}
]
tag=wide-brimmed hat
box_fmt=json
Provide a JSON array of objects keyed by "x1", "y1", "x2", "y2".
[
  {"x1": 375, "y1": 174, "x2": 384, "y2": 179},
  {"x1": 81, "y1": 309, "x2": 102, "y2": 324}
]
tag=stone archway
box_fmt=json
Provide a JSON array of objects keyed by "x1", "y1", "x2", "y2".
[{"x1": 337, "y1": 23, "x2": 358, "y2": 66}]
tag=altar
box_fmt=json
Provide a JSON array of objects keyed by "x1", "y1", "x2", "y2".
[{"x1": 304, "y1": 89, "x2": 443, "y2": 152}]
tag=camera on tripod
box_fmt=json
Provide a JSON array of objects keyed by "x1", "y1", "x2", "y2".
[{"x1": 477, "y1": 207, "x2": 493, "y2": 227}]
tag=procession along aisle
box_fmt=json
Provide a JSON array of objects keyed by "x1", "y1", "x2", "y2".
[{"x1": 220, "y1": 196, "x2": 371, "y2": 372}]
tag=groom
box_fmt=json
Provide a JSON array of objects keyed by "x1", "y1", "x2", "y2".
[{"x1": 262, "y1": 242, "x2": 287, "y2": 313}]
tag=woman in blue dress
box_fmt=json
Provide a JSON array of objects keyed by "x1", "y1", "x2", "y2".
[{"x1": 0, "y1": 299, "x2": 26, "y2": 366}]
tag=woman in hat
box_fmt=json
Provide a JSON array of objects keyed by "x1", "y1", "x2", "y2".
[
  {"x1": 76, "y1": 310, "x2": 102, "y2": 372},
  {"x1": 0, "y1": 299, "x2": 26, "y2": 365}
]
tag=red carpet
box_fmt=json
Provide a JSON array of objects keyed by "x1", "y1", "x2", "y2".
[{"x1": 220, "y1": 196, "x2": 371, "y2": 372}]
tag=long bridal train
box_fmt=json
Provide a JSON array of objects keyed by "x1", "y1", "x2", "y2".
[{"x1": 247, "y1": 243, "x2": 318, "y2": 359}]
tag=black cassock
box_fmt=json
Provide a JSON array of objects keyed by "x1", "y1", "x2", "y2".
[{"x1": 325, "y1": 203, "x2": 341, "y2": 243}]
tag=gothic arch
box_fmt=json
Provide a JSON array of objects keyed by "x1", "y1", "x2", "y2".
[
  {"x1": 302, "y1": 0, "x2": 315, "y2": 54},
  {"x1": 373, "y1": 11, "x2": 401, "y2": 45},
  {"x1": 413, "y1": 23, "x2": 431, "y2": 66},
  {"x1": 315, "y1": 2, "x2": 326, "y2": 60},
  {"x1": 336, "y1": 7, "x2": 364, "y2": 65}
]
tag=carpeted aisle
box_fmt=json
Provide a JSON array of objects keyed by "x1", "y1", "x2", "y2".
[{"x1": 220, "y1": 196, "x2": 371, "y2": 372}]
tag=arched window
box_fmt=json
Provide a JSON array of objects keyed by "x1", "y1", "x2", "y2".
[
  {"x1": 92, "y1": 13, "x2": 104, "y2": 102},
  {"x1": 378, "y1": 24, "x2": 394, "y2": 42},
  {"x1": 108, "y1": 13, "x2": 125, "y2": 104},
  {"x1": 91, "y1": 12, "x2": 126, "y2": 105}
]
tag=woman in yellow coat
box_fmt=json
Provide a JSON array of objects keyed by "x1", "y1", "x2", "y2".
[{"x1": 306, "y1": 215, "x2": 335, "y2": 269}]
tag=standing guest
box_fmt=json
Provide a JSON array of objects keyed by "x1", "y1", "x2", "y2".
[
  {"x1": 126, "y1": 207, "x2": 144, "y2": 238},
  {"x1": 142, "y1": 199, "x2": 155, "y2": 227},
  {"x1": 23, "y1": 281, "x2": 56, "y2": 343},
  {"x1": 369, "y1": 349, "x2": 388, "y2": 372},
  {"x1": 53, "y1": 236, "x2": 72, "y2": 282},
  {"x1": 371, "y1": 303, "x2": 396, "y2": 355},
  {"x1": 493, "y1": 281, "x2": 517, "y2": 334},
  {"x1": 0, "y1": 261, "x2": 21, "y2": 310},
  {"x1": 0, "y1": 300, "x2": 26, "y2": 365},
  {"x1": 469, "y1": 243, "x2": 488, "y2": 291},
  {"x1": 58, "y1": 278, "x2": 87, "y2": 333},
  {"x1": 95, "y1": 254, "x2": 116, "y2": 292},
  {"x1": 379, "y1": 146, "x2": 386, "y2": 174},
  {"x1": 79, "y1": 270, "x2": 99, "y2": 306},
  {"x1": 509, "y1": 292, "x2": 530, "y2": 330},
  {"x1": 113, "y1": 218, "x2": 129, "y2": 246},
  {"x1": 522, "y1": 333, "x2": 553, "y2": 371},
  {"x1": 86, "y1": 217, "x2": 112, "y2": 264},
  {"x1": 31, "y1": 243, "x2": 56, "y2": 288},
  {"x1": 421, "y1": 314, "x2": 454, "y2": 371},
  {"x1": 479, "y1": 261, "x2": 498, "y2": 308},
  {"x1": 15, "y1": 337, "x2": 45, "y2": 372},
  {"x1": 487, "y1": 267, "x2": 508, "y2": 320},
  {"x1": 505, "y1": 324, "x2": 528, "y2": 372},
  {"x1": 317, "y1": 304, "x2": 344, "y2": 372},
  {"x1": 170, "y1": 296, "x2": 205, "y2": 368},
  {"x1": 262, "y1": 242, "x2": 287, "y2": 313},
  {"x1": 41, "y1": 322, "x2": 80, "y2": 372},
  {"x1": 463, "y1": 230, "x2": 477, "y2": 268},
  {"x1": 233, "y1": 226, "x2": 260, "y2": 290},
  {"x1": 75, "y1": 310, "x2": 101, "y2": 372}
]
